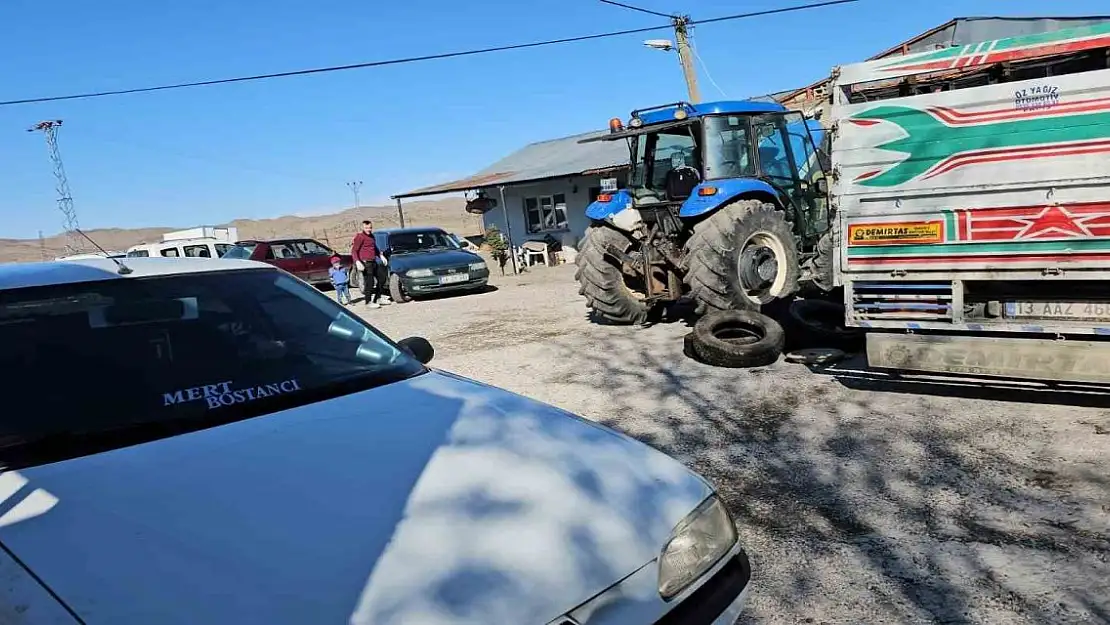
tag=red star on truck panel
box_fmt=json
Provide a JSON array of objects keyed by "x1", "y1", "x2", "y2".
[
  {"x1": 1016, "y1": 205, "x2": 1094, "y2": 239},
  {"x1": 957, "y1": 202, "x2": 1110, "y2": 241}
]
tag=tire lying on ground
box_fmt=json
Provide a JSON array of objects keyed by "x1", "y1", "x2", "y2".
[
  {"x1": 690, "y1": 309, "x2": 785, "y2": 368},
  {"x1": 575, "y1": 225, "x2": 649, "y2": 325},
  {"x1": 684, "y1": 327, "x2": 760, "y2": 364},
  {"x1": 784, "y1": 299, "x2": 864, "y2": 351},
  {"x1": 683, "y1": 331, "x2": 697, "y2": 360}
]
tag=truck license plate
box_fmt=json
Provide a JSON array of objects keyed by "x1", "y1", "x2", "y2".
[
  {"x1": 439, "y1": 273, "x2": 469, "y2": 285},
  {"x1": 1007, "y1": 301, "x2": 1110, "y2": 321}
]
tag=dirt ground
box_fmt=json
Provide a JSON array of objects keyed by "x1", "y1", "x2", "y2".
[{"x1": 345, "y1": 264, "x2": 1110, "y2": 625}]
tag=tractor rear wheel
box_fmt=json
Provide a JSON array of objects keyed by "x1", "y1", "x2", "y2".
[
  {"x1": 682, "y1": 200, "x2": 800, "y2": 314},
  {"x1": 575, "y1": 225, "x2": 650, "y2": 325}
]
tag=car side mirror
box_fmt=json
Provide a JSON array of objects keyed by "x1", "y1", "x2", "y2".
[
  {"x1": 398, "y1": 336, "x2": 434, "y2": 364},
  {"x1": 815, "y1": 178, "x2": 828, "y2": 195}
]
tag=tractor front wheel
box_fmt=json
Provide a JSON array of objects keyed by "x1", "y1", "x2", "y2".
[
  {"x1": 575, "y1": 225, "x2": 650, "y2": 325},
  {"x1": 682, "y1": 200, "x2": 800, "y2": 314}
]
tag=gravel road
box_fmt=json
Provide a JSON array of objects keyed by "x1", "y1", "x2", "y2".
[{"x1": 345, "y1": 265, "x2": 1110, "y2": 624}]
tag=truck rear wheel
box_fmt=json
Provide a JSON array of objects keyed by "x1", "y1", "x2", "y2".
[
  {"x1": 575, "y1": 225, "x2": 649, "y2": 325},
  {"x1": 682, "y1": 200, "x2": 800, "y2": 314}
]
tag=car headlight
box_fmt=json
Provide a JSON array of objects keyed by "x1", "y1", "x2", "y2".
[
  {"x1": 658, "y1": 495, "x2": 737, "y2": 600},
  {"x1": 406, "y1": 268, "x2": 433, "y2": 278},
  {"x1": 468, "y1": 261, "x2": 486, "y2": 272}
]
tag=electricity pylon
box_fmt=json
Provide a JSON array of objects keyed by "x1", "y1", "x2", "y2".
[{"x1": 28, "y1": 120, "x2": 82, "y2": 254}]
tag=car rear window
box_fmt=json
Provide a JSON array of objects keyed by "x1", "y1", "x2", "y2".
[
  {"x1": 292, "y1": 240, "x2": 332, "y2": 256},
  {"x1": 0, "y1": 269, "x2": 422, "y2": 464},
  {"x1": 221, "y1": 243, "x2": 256, "y2": 259},
  {"x1": 390, "y1": 231, "x2": 456, "y2": 252}
]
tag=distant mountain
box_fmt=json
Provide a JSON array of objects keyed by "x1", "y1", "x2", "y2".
[{"x1": 1, "y1": 198, "x2": 479, "y2": 264}]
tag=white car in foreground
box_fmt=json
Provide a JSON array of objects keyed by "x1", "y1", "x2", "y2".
[{"x1": 0, "y1": 257, "x2": 750, "y2": 625}]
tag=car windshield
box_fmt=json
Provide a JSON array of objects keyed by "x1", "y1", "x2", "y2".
[
  {"x1": 0, "y1": 268, "x2": 424, "y2": 467},
  {"x1": 703, "y1": 115, "x2": 757, "y2": 180},
  {"x1": 221, "y1": 243, "x2": 256, "y2": 259},
  {"x1": 389, "y1": 231, "x2": 457, "y2": 253}
]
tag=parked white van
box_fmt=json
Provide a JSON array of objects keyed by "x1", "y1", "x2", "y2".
[{"x1": 126, "y1": 238, "x2": 233, "y2": 259}]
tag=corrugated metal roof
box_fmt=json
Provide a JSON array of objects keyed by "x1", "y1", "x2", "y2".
[{"x1": 393, "y1": 129, "x2": 630, "y2": 199}]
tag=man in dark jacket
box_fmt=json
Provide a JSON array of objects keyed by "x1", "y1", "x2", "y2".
[{"x1": 351, "y1": 220, "x2": 391, "y2": 308}]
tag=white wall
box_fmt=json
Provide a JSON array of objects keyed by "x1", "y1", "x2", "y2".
[{"x1": 478, "y1": 174, "x2": 626, "y2": 251}]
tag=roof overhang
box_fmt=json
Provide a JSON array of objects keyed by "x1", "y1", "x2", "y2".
[{"x1": 392, "y1": 166, "x2": 631, "y2": 200}]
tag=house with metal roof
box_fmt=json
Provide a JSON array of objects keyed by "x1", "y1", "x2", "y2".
[{"x1": 393, "y1": 129, "x2": 631, "y2": 259}]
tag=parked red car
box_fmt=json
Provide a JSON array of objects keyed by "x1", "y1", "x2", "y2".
[{"x1": 221, "y1": 238, "x2": 357, "y2": 287}]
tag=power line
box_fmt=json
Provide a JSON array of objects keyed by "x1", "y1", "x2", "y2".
[
  {"x1": 598, "y1": 0, "x2": 673, "y2": 19},
  {"x1": 694, "y1": 0, "x2": 858, "y2": 27},
  {"x1": 0, "y1": 0, "x2": 861, "y2": 107},
  {"x1": 690, "y1": 36, "x2": 728, "y2": 98}
]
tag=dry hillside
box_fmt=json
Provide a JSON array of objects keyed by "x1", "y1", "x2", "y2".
[{"x1": 1, "y1": 198, "x2": 480, "y2": 264}]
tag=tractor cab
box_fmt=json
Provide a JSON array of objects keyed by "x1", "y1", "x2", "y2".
[{"x1": 583, "y1": 101, "x2": 829, "y2": 245}]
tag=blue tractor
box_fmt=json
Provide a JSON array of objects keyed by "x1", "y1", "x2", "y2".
[{"x1": 575, "y1": 100, "x2": 831, "y2": 325}]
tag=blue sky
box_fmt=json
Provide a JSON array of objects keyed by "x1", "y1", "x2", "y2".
[{"x1": 2, "y1": 0, "x2": 1107, "y2": 238}]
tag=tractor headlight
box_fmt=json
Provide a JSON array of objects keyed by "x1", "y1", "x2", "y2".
[
  {"x1": 468, "y1": 261, "x2": 486, "y2": 272},
  {"x1": 406, "y1": 268, "x2": 433, "y2": 278},
  {"x1": 657, "y1": 495, "x2": 737, "y2": 600}
]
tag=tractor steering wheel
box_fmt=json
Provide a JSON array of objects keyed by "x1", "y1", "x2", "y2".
[{"x1": 714, "y1": 161, "x2": 743, "y2": 178}]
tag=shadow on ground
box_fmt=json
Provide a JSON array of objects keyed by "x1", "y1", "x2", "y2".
[
  {"x1": 810, "y1": 355, "x2": 1110, "y2": 410},
  {"x1": 546, "y1": 331, "x2": 1110, "y2": 624}
]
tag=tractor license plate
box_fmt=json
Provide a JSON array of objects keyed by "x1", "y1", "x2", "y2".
[
  {"x1": 1006, "y1": 301, "x2": 1110, "y2": 321},
  {"x1": 439, "y1": 273, "x2": 469, "y2": 285}
]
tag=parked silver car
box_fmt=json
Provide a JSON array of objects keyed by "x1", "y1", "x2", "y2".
[{"x1": 0, "y1": 257, "x2": 750, "y2": 624}]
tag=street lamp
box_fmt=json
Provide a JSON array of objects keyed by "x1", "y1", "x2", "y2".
[
  {"x1": 642, "y1": 16, "x2": 700, "y2": 103},
  {"x1": 643, "y1": 39, "x2": 674, "y2": 52}
]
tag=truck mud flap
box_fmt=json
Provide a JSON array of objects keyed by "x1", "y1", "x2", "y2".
[{"x1": 866, "y1": 333, "x2": 1110, "y2": 384}]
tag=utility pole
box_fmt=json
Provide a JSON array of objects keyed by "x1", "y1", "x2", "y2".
[
  {"x1": 28, "y1": 120, "x2": 82, "y2": 254},
  {"x1": 672, "y1": 16, "x2": 701, "y2": 103},
  {"x1": 395, "y1": 198, "x2": 406, "y2": 228},
  {"x1": 346, "y1": 181, "x2": 363, "y2": 211},
  {"x1": 38, "y1": 230, "x2": 47, "y2": 261},
  {"x1": 598, "y1": 1, "x2": 701, "y2": 103}
]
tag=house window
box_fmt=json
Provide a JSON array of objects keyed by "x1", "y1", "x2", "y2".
[{"x1": 523, "y1": 194, "x2": 568, "y2": 233}]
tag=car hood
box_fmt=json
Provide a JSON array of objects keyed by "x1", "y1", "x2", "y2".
[
  {"x1": 389, "y1": 249, "x2": 481, "y2": 272},
  {"x1": 0, "y1": 371, "x2": 711, "y2": 625}
]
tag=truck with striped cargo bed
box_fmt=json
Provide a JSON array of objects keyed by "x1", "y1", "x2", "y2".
[{"x1": 829, "y1": 22, "x2": 1110, "y2": 383}]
